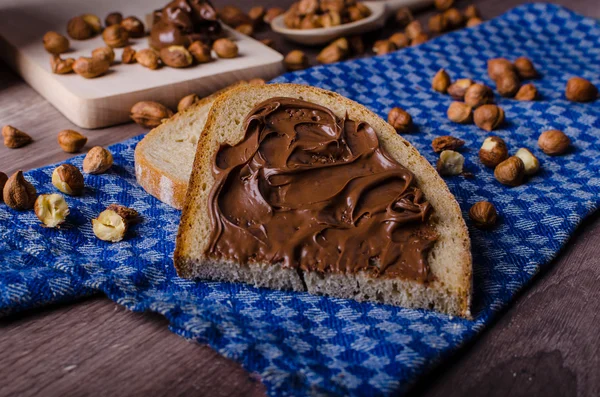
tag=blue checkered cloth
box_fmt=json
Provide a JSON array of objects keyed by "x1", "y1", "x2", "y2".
[{"x1": 1, "y1": 3, "x2": 599, "y2": 396}]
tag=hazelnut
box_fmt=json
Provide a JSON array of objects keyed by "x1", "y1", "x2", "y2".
[
  {"x1": 318, "y1": 12, "x2": 338, "y2": 28},
  {"x1": 57, "y1": 129, "x2": 87, "y2": 153},
  {"x1": 284, "y1": 50, "x2": 308, "y2": 71},
  {"x1": 178, "y1": 93, "x2": 201, "y2": 113},
  {"x1": 434, "y1": 0, "x2": 454, "y2": 11},
  {"x1": 469, "y1": 201, "x2": 497, "y2": 229},
  {"x1": 135, "y1": 49, "x2": 161, "y2": 70},
  {"x1": 317, "y1": 41, "x2": 346, "y2": 64},
  {"x1": 432, "y1": 69, "x2": 451, "y2": 93},
  {"x1": 395, "y1": 7, "x2": 413, "y2": 28},
  {"x1": 264, "y1": 8, "x2": 285, "y2": 24},
  {"x1": 389, "y1": 32, "x2": 409, "y2": 49},
  {"x1": 219, "y1": 5, "x2": 251, "y2": 27},
  {"x1": 121, "y1": 16, "x2": 145, "y2": 38},
  {"x1": 92, "y1": 208, "x2": 128, "y2": 242},
  {"x1": 73, "y1": 57, "x2": 110, "y2": 79},
  {"x1": 249, "y1": 6, "x2": 266, "y2": 24},
  {"x1": 43, "y1": 31, "x2": 70, "y2": 54},
  {"x1": 478, "y1": 136, "x2": 508, "y2": 168},
  {"x1": 405, "y1": 20, "x2": 423, "y2": 40},
  {"x1": 495, "y1": 71, "x2": 521, "y2": 97},
  {"x1": 213, "y1": 38, "x2": 238, "y2": 59},
  {"x1": 515, "y1": 83, "x2": 538, "y2": 101},
  {"x1": 107, "y1": 204, "x2": 139, "y2": 221},
  {"x1": 443, "y1": 8, "x2": 464, "y2": 29},
  {"x1": 538, "y1": 130, "x2": 570, "y2": 156},
  {"x1": 388, "y1": 107, "x2": 412, "y2": 133},
  {"x1": 514, "y1": 57, "x2": 538, "y2": 79},
  {"x1": 0, "y1": 172, "x2": 7, "y2": 200},
  {"x1": 248, "y1": 78, "x2": 266, "y2": 85},
  {"x1": 50, "y1": 55, "x2": 75, "y2": 74},
  {"x1": 52, "y1": 164, "x2": 84, "y2": 195},
  {"x1": 160, "y1": 46, "x2": 193, "y2": 68},
  {"x1": 466, "y1": 17, "x2": 483, "y2": 27},
  {"x1": 234, "y1": 24, "x2": 253, "y2": 36},
  {"x1": 447, "y1": 78, "x2": 473, "y2": 100},
  {"x1": 92, "y1": 47, "x2": 115, "y2": 64},
  {"x1": 436, "y1": 150, "x2": 464, "y2": 176},
  {"x1": 260, "y1": 39, "x2": 276, "y2": 49},
  {"x1": 349, "y1": 36, "x2": 365, "y2": 55},
  {"x1": 565, "y1": 77, "x2": 598, "y2": 102},
  {"x1": 34, "y1": 194, "x2": 69, "y2": 228},
  {"x1": 102, "y1": 24, "x2": 129, "y2": 48},
  {"x1": 3, "y1": 171, "x2": 37, "y2": 210},
  {"x1": 464, "y1": 83, "x2": 494, "y2": 107},
  {"x1": 474, "y1": 105, "x2": 504, "y2": 132},
  {"x1": 410, "y1": 33, "x2": 429, "y2": 46},
  {"x1": 447, "y1": 102, "x2": 472, "y2": 124},
  {"x1": 463, "y1": 5, "x2": 479, "y2": 19},
  {"x1": 487, "y1": 58, "x2": 515, "y2": 81},
  {"x1": 494, "y1": 156, "x2": 525, "y2": 186},
  {"x1": 428, "y1": 14, "x2": 447, "y2": 33},
  {"x1": 2, "y1": 125, "x2": 32, "y2": 148},
  {"x1": 83, "y1": 146, "x2": 113, "y2": 174},
  {"x1": 105, "y1": 12, "x2": 123, "y2": 26},
  {"x1": 67, "y1": 16, "x2": 94, "y2": 40},
  {"x1": 515, "y1": 148, "x2": 540, "y2": 176},
  {"x1": 373, "y1": 40, "x2": 397, "y2": 55},
  {"x1": 130, "y1": 101, "x2": 174, "y2": 129},
  {"x1": 432, "y1": 136, "x2": 465, "y2": 153},
  {"x1": 188, "y1": 41, "x2": 213, "y2": 64},
  {"x1": 81, "y1": 14, "x2": 102, "y2": 34},
  {"x1": 122, "y1": 46, "x2": 136, "y2": 64}
]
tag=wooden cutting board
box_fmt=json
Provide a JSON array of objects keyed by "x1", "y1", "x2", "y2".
[{"x1": 0, "y1": 0, "x2": 284, "y2": 129}]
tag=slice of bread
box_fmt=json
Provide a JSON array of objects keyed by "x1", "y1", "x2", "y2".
[
  {"x1": 134, "y1": 82, "x2": 248, "y2": 209},
  {"x1": 174, "y1": 84, "x2": 472, "y2": 317}
]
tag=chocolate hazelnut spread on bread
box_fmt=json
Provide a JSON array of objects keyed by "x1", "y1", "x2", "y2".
[
  {"x1": 205, "y1": 98, "x2": 438, "y2": 283},
  {"x1": 150, "y1": 0, "x2": 222, "y2": 50}
]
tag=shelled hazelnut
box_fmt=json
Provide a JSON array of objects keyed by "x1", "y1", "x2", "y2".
[
  {"x1": 410, "y1": 33, "x2": 429, "y2": 46},
  {"x1": 57, "y1": 129, "x2": 87, "y2": 153},
  {"x1": 464, "y1": 83, "x2": 494, "y2": 107},
  {"x1": 52, "y1": 164, "x2": 84, "y2": 195},
  {"x1": 73, "y1": 57, "x2": 110, "y2": 79},
  {"x1": 213, "y1": 38, "x2": 238, "y2": 59},
  {"x1": 389, "y1": 32, "x2": 409, "y2": 49},
  {"x1": 437, "y1": 150, "x2": 464, "y2": 176},
  {"x1": 495, "y1": 71, "x2": 521, "y2": 97},
  {"x1": 317, "y1": 38, "x2": 349, "y2": 64},
  {"x1": 469, "y1": 201, "x2": 497, "y2": 229},
  {"x1": 373, "y1": 40, "x2": 396, "y2": 55},
  {"x1": 83, "y1": 147, "x2": 113, "y2": 174},
  {"x1": 130, "y1": 101, "x2": 174, "y2": 129},
  {"x1": 50, "y1": 55, "x2": 75, "y2": 74},
  {"x1": 81, "y1": 14, "x2": 102, "y2": 34},
  {"x1": 538, "y1": 130, "x2": 570, "y2": 155},
  {"x1": 395, "y1": 7, "x2": 413, "y2": 28},
  {"x1": 121, "y1": 16, "x2": 145, "y2": 38},
  {"x1": 105, "y1": 12, "x2": 123, "y2": 26},
  {"x1": 487, "y1": 58, "x2": 515, "y2": 81},
  {"x1": 466, "y1": 17, "x2": 483, "y2": 27},
  {"x1": 264, "y1": 8, "x2": 285, "y2": 24},
  {"x1": 188, "y1": 41, "x2": 212, "y2": 64},
  {"x1": 349, "y1": 36, "x2": 365, "y2": 55},
  {"x1": 432, "y1": 136, "x2": 465, "y2": 153},
  {"x1": 514, "y1": 57, "x2": 538, "y2": 79},
  {"x1": 284, "y1": 50, "x2": 308, "y2": 71},
  {"x1": 515, "y1": 83, "x2": 538, "y2": 101},
  {"x1": 443, "y1": 8, "x2": 463, "y2": 29},
  {"x1": 136, "y1": 49, "x2": 161, "y2": 70},
  {"x1": 405, "y1": 20, "x2": 423, "y2": 40},
  {"x1": 565, "y1": 77, "x2": 598, "y2": 102},
  {"x1": 479, "y1": 136, "x2": 508, "y2": 168},
  {"x1": 236, "y1": 24, "x2": 254, "y2": 36},
  {"x1": 178, "y1": 94, "x2": 201, "y2": 113},
  {"x1": 463, "y1": 5, "x2": 479, "y2": 19},
  {"x1": 43, "y1": 31, "x2": 70, "y2": 54},
  {"x1": 434, "y1": 0, "x2": 454, "y2": 11},
  {"x1": 122, "y1": 46, "x2": 136, "y2": 64},
  {"x1": 447, "y1": 78, "x2": 473, "y2": 100},
  {"x1": 474, "y1": 104, "x2": 504, "y2": 132},
  {"x1": 102, "y1": 25, "x2": 129, "y2": 48},
  {"x1": 494, "y1": 156, "x2": 525, "y2": 186},
  {"x1": 3, "y1": 171, "x2": 37, "y2": 210},
  {"x1": 388, "y1": 107, "x2": 412, "y2": 133},
  {"x1": 92, "y1": 205, "x2": 138, "y2": 242},
  {"x1": 219, "y1": 5, "x2": 251, "y2": 27},
  {"x1": 92, "y1": 47, "x2": 115, "y2": 65},
  {"x1": 432, "y1": 69, "x2": 451, "y2": 93},
  {"x1": 67, "y1": 16, "x2": 94, "y2": 40},
  {"x1": 34, "y1": 194, "x2": 69, "y2": 228},
  {"x1": 2, "y1": 125, "x2": 32, "y2": 149},
  {"x1": 0, "y1": 172, "x2": 7, "y2": 201},
  {"x1": 447, "y1": 102, "x2": 472, "y2": 124},
  {"x1": 428, "y1": 14, "x2": 447, "y2": 33},
  {"x1": 160, "y1": 46, "x2": 193, "y2": 68},
  {"x1": 249, "y1": 6, "x2": 266, "y2": 24},
  {"x1": 515, "y1": 148, "x2": 540, "y2": 175}
]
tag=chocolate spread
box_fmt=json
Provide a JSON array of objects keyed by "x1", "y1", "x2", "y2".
[
  {"x1": 205, "y1": 98, "x2": 438, "y2": 282},
  {"x1": 150, "y1": 0, "x2": 222, "y2": 50}
]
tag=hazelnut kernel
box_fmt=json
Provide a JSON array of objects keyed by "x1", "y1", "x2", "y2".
[
  {"x1": 57, "y1": 129, "x2": 87, "y2": 153},
  {"x1": 83, "y1": 146, "x2": 113, "y2": 174},
  {"x1": 389, "y1": 32, "x2": 409, "y2": 49},
  {"x1": 443, "y1": 8, "x2": 464, "y2": 28},
  {"x1": 515, "y1": 148, "x2": 540, "y2": 176},
  {"x1": 428, "y1": 13, "x2": 447, "y2": 33},
  {"x1": 515, "y1": 83, "x2": 538, "y2": 101},
  {"x1": 405, "y1": 20, "x2": 423, "y2": 40},
  {"x1": 495, "y1": 71, "x2": 521, "y2": 97},
  {"x1": 388, "y1": 107, "x2": 412, "y2": 133},
  {"x1": 67, "y1": 16, "x2": 94, "y2": 40},
  {"x1": 474, "y1": 104, "x2": 504, "y2": 132},
  {"x1": 447, "y1": 102, "x2": 472, "y2": 124},
  {"x1": 43, "y1": 31, "x2": 70, "y2": 54},
  {"x1": 464, "y1": 83, "x2": 494, "y2": 107},
  {"x1": 436, "y1": 150, "x2": 464, "y2": 176},
  {"x1": 395, "y1": 7, "x2": 414, "y2": 28},
  {"x1": 434, "y1": 0, "x2": 454, "y2": 11},
  {"x1": 2, "y1": 125, "x2": 33, "y2": 149},
  {"x1": 284, "y1": 50, "x2": 308, "y2": 71},
  {"x1": 463, "y1": 5, "x2": 479, "y2": 19},
  {"x1": 3, "y1": 171, "x2": 37, "y2": 210},
  {"x1": 447, "y1": 78, "x2": 473, "y2": 100},
  {"x1": 514, "y1": 57, "x2": 538, "y2": 79},
  {"x1": 479, "y1": 136, "x2": 508, "y2": 168},
  {"x1": 466, "y1": 17, "x2": 483, "y2": 27},
  {"x1": 487, "y1": 58, "x2": 515, "y2": 81},
  {"x1": 469, "y1": 201, "x2": 497, "y2": 229},
  {"x1": 538, "y1": 130, "x2": 570, "y2": 156},
  {"x1": 432, "y1": 69, "x2": 451, "y2": 93},
  {"x1": 565, "y1": 77, "x2": 598, "y2": 102},
  {"x1": 494, "y1": 156, "x2": 525, "y2": 186},
  {"x1": 121, "y1": 16, "x2": 145, "y2": 38},
  {"x1": 213, "y1": 38, "x2": 238, "y2": 59},
  {"x1": 105, "y1": 12, "x2": 123, "y2": 26},
  {"x1": 178, "y1": 93, "x2": 201, "y2": 113},
  {"x1": 373, "y1": 40, "x2": 397, "y2": 55},
  {"x1": 34, "y1": 194, "x2": 69, "y2": 228},
  {"x1": 432, "y1": 136, "x2": 465, "y2": 153},
  {"x1": 92, "y1": 208, "x2": 127, "y2": 242},
  {"x1": 52, "y1": 164, "x2": 84, "y2": 196}
]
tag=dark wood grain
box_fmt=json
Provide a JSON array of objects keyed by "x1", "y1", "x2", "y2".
[{"x1": 1, "y1": 1, "x2": 599, "y2": 396}]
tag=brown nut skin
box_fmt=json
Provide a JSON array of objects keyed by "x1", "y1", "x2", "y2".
[
  {"x1": 405, "y1": 20, "x2": 423, "y2": 40},
  {"x1": 389, "y1": 32, "x2": 409, "y2": 49},
  {"x1": 447, "y1": 78, "x2": 473, "y2": 100},
  {"x1": 474, "y1": 105, "x2": 504, "y2": 132},
  {"x1": 284, "y1": 50, "x2": 308, "y2": 71},
  {"x1": 92, "y1": 47, "x2": 115, "y2": 64},
  {"x1": 160, "y1": 46, "x2": 193, "y2": 68},
  {"x1": 494, "y1": 156, "x2": 525, "y2": 187},
  {"x1": 122, "y1": 46, "x2": 136, "y2": 64},
  {"x1": 130, "y1": 101, "x2": 174, "y2": 129},
  {"x1": 464, "y1": 83, "x2": 494, "y2": 107},
  {"x1": 213, "y1": 38, "x2": 238, "y2": 59},
  {"x1": 565, "y1": 77, "x2": 598, "y2": 102},
  {"x1": 538, "y1": 130, "x2": 570, "y2": 156},
  {"x1": 466, "y1": 17, "x2": 483, "y2": 27},
  {"x1": 83, "y1": 147, "x2": 113, "y2": 174},
  {"x1": 432, "y1": 69, "x2": 451, "y2": 93},
  {"x1": 188, "y1": 41, "x2": 212, "y2": 64},
  {"x1": 52, "y1": 164, "x2": 84, "y2": 196},
  {"x1": 43, "y1": 31, "x2": 70, "y2": 54},
  {"x1": 249, "y1": 6, "x2": 266, "y2": 24},
  {"x1": 514, "y1": 57, "x2": 538, "y2": 79},
  {"x1": 135, "y1": 49, "x2": 160, "y2": 70},
  {"x1": 82, "y1": 14, "x2": 102, "y2": 34},
  {"x1": 3, "y1": 171, "x2": 37, "y2": 210},
  {"x1": 105, "y1": 12, "x2": 123, "y2": 26},
  {"x1": 3, "y1": 125, "x2": 33, "y2": 148},
  {"x1": 434, "y1": 0, "x2": 454, "y2": 11},
  {"x1": 236, "y1": 24, "x2": 254, "y2": 36},
  {"x1": 411, "y1": 33, "x2": 429, "y2": 46},
  {"x1": 67, "y1": 16, "x2": 94, "y2": 40},
  {"x1": 395, "y1": 7, "x2": 413, "y2": 28},
  {"x1": 428, "y1": 13, "x2": 447, "y2": 33},
  {"x1": 73, "y1": 57, "x2": 110, "y2": 79},
  {"x1": 219, "y1": 5, "x2": 251, "y2": 27},
  {"x1": 388, "y1": 107, "x2": 412, "y2": 133},
  {"x1": 515, "y1": 83, "x2": 538, "y2": 101},
  {"x1": 121, "y1": 16, "x2": 145, "y2": 38},
  {"x1": 432, "y1": 136, "x2": 465, "y2": 153},
  {"x1": 464, "y1": 5, "x2": 479, "y2": 19},
  {"x1": 57, "y1": 129, "x2": 87, "y2": 153},
  {"x1": 443, "y1": 8, "x2": 464, "y2": 29},
  {"x1": 317, "y1": 40, "x2": 347, "y2": 64},
  {"x1": 479, "y1": 136, "x2": 508, "y2": 168},
  {"x1": 50, "y1": 55, "x2": 75, "y2": 74},
  {"x1": 447, "y1": 102, "x2": 473, "y2": 124},
  {"x1": 102, "y1": 25, "x2": 129, "y2": 48},
  {"x1": 264, "y1": 8, "x2": 285, "y2": 24},
  {"x1": 495, "y1": 71, "x2": 521, "y2": 97},
  {"x1": 0, "y1": 172, "x2": 7, "y2": 201},
  {"x1": 469, "y1": 201, "x2": 498, "y2": 229},
  {"x1": 178, "y1": 94, "x2": 201, "y2": 113},
  {"x1": 373, "y1": 40, "x2": 397, "y2": 55}
]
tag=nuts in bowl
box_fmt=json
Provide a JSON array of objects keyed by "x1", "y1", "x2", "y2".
[{"x1": 283, "y1": 0, "x2": 371, "y2": 29}]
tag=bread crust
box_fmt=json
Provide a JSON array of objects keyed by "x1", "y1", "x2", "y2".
[{"x1": 174, "y1": 84, "x2": 472, "y2": 317}]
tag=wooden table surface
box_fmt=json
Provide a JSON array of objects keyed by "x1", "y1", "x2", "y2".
[{"x1": 1, "y1": 1, "x2": 599, "y2": 396}]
